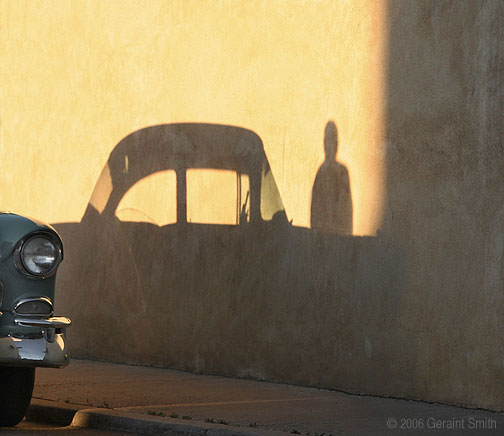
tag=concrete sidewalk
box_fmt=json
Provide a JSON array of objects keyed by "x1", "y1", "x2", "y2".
[{"x1": 29, "y1": 359, "x2": 503, "y2": 436}]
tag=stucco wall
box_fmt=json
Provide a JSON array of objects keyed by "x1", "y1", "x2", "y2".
[
  {"x1": 0, "y1": 0, "x2": 502, "y2": 410},
  {"x1": 382, "y1": 0, "x2": 504, "y2": 409}
]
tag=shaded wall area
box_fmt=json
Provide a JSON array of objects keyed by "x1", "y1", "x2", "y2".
[{"x1": 382, "y1": 0, "x2": 504, "y2": 409}]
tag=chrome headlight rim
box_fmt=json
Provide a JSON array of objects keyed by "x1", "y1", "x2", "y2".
[{"x1": 14, "y1": 231, "x2": 63, "y2": 279}]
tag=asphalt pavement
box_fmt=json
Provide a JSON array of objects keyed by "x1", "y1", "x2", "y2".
[{"x1": 22, "y1": 359, "x2": 504, "y2": 436}]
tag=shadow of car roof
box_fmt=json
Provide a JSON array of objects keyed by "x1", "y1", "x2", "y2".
[{"x1": 108, "y1": 123, "x2": 267, "y2": 176}]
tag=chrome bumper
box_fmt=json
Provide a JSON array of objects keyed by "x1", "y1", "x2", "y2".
[{"x1": 0, "y1": 316, "x2": 71, "y2": 368}]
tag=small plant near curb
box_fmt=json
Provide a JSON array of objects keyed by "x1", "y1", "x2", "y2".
[
  {"x1": 248, "y1": 423, "x2": 258, "y2": 428},
  {"x1": 147, "y1": 411, "x2": 166, "y2": 417},
  {"x1": 101, "y1": 401, "x2": 111, "y2": 409},
  {"x1": 290, "y1": 430, "x2": 301, "y2": 434},
  {"x1": 182, "y1": 415, "x2": 192, "y2": 420},
  {"x1": 205, "y1": 417, "x2": 229, "y2": 425},
  {"x1": 170, "y1": 413, "x2": 179, "y2": 419}
]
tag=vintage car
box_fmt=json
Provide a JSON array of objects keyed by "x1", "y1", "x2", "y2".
[{"x1": 0, "y1": 214, "x2": 70, "y2": 426}]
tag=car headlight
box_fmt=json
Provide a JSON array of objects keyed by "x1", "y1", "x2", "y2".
[{"x1": 17, "y1": 233, "x2": 62, "y2": 278}]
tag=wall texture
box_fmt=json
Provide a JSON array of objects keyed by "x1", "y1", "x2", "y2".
[
  {"x1": 0, "y1": 0, "x2": 502, "y2": 410},
  {"x1": 382, "y1": 0, "x2": 504, "y2": 410}
]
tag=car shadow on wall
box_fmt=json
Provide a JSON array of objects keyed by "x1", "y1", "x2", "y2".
[{"x1": 53, "y1": 123, "x2": 406, "y2": 393}]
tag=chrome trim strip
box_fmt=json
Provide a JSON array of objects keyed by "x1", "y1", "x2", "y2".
[{"x1": 14, "y1": 316, "x2": 71, "y2": 328}]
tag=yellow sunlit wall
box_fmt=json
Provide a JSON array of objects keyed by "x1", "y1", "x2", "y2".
[
  {"x1": 0, "y1": 0, "x2": 387, "y2": 235},
  {"x1": 187, "y1": 170, "x2": 245, "y2": 225},
  {"x1": 116, "y1": 170, "x2": 177, "y2": 225}
]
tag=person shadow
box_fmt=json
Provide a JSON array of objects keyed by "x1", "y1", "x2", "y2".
[{"x1": 311, "y1": 121, "x2": 353, "y2": 235}]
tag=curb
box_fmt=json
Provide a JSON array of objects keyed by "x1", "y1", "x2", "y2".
[
  {"x1": 27, "y1": 400, "x2": 274, "y2": 436},
  {"x1": 26, "y1": 399, "x2": 85, "y2": 426},
  {"x1": 72, "y1": 408, "x2": 269, "y2": 436}
]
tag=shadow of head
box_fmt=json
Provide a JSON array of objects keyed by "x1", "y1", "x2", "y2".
[{"x1": 324, "y1": 120, "x2": 338, "y2": 161}]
